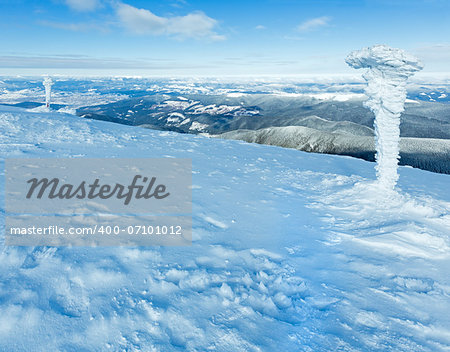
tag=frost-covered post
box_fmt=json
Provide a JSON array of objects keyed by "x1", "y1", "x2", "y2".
[
  {"x1": 346, "y1": 45, "x2": 422, "y2": 190},
  {"x1": 43, "y1": 76, "x2": 53, "y2": 108}
]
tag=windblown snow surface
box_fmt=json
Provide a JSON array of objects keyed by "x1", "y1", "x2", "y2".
[{"x1": 0, "y1": 105, "x2": 449, "y2": 351}]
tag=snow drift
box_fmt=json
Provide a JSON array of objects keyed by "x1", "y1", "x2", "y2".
[{"x1": 346, "y1": 45, "x2": 423, "y2": 189}]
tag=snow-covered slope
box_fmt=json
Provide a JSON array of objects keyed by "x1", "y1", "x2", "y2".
[{"x1": 0, "y1": 106, "x2": 449, "y2": 351}]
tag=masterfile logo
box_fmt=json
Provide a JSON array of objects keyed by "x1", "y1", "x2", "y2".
[
  {"x1": 6, "y1": 158, "x2": 191, "y2": 214},
  {"x1": 5, "y1": 158, "x2": 192, "y2": 246},
  {"x1": 26, "y1": 175, "x2": 170, "y2": 205}
]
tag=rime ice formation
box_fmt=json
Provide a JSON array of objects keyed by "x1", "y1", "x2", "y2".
[
  {"x1": 346, "y1": 45, "x2": 423, "y2": 189},
  {"x1": 43, "y1": 76, "x2": 53, "y2": 108}
]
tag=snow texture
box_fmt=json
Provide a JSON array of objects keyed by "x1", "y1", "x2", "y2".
[
  {"x1": 0, "y1": 105, "x2": 449, "y2": 351},
  {"x1": 346, "y1": 45, "x2": 423, "y2": 189}
]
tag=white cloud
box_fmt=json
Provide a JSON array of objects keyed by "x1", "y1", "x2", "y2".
[
  {"x1": 412, "y1": 43, "x2": 450, "y2": 71},
  {"x1": 115, "y1": 2, "x2": 225, "y2": 41},
  {"x1": 0, "y1": 54, "x2": 197, "y2": 70},
  {"x1": 64, "y1": 0, "x2": 101, "y2": 12},
  {"x1": 39, "y1": 20, "x2": 108, "y2": 33},
  {"x1": 255, "y1": 25, "x2": 266, "y2": 30},
  {"x1": 170, "y1": 0, "x2": 187, "y2": 8},
  {"x1": 413, "y1": 43, "x2": 450, "y2": 60},
  {"x1": 296, "y1": 16, "x2": 331, "y2": 33},
  {"x1": 284, "y1": 35, "x2": 304, "y2": 41}
]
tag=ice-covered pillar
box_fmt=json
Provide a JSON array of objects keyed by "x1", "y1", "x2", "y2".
[
  {"x1": 43, "y1": 76, "x2": 53, "y2": 108},
  {"x1": 345, "y1": 45, "x2": 423, "y2": 190}
]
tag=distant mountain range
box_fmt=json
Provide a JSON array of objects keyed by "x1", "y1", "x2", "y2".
[
  {"x1": 76, "y1": 94, "x2": 450, "y2": 138},
  {"x1": 75, "y1": 94, "x2": 450, "y2": 174},
  {"x1": 219, "y1": 126, "x2": 450, "y2": 174}
]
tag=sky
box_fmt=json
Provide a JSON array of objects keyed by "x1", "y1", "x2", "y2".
[{"x1": 0, "y1": 0, "x2": 449, "y2": 76}]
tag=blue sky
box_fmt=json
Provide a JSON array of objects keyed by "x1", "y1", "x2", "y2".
[{"x1": 0, "y1": 0, "x2": 449, "y2": 76}]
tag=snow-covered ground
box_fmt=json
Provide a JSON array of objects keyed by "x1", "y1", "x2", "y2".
[{"x1": 0, "y1": 105, "x2": 449, "y2": 351}]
